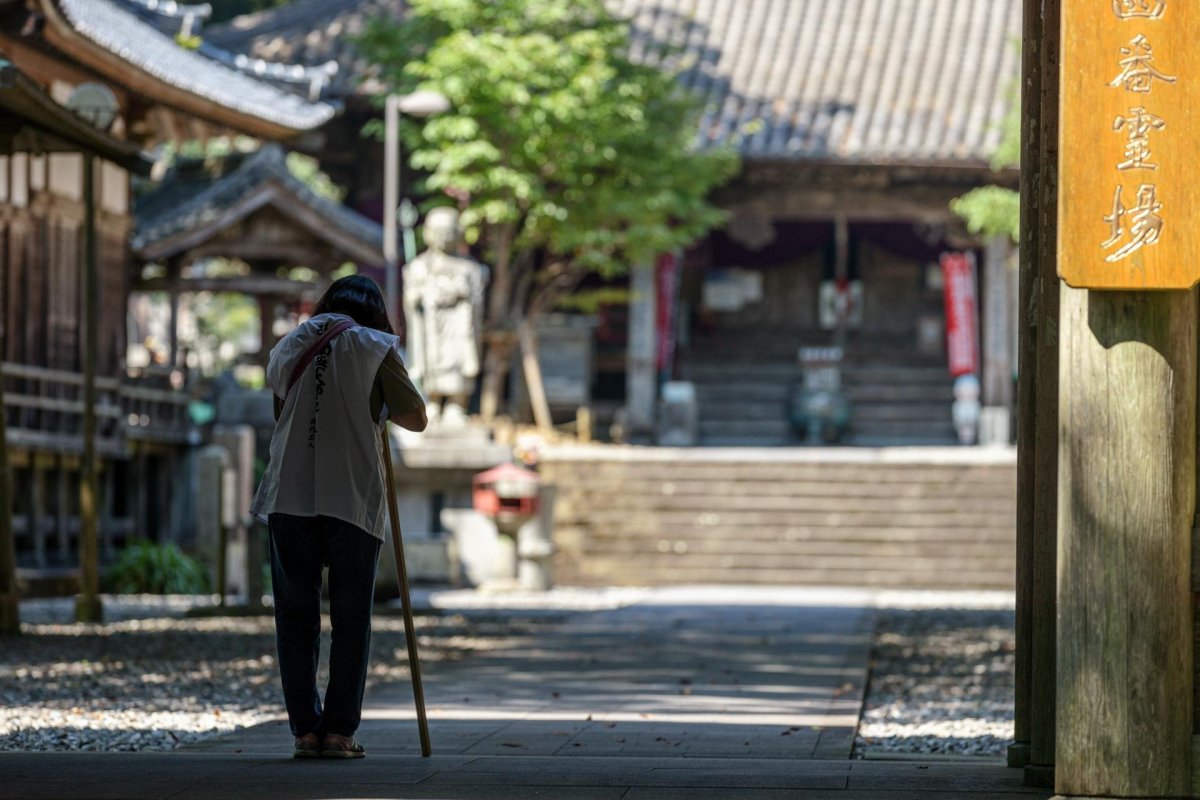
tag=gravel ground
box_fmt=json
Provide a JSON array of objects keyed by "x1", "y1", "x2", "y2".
[
  {"x1": 855, "y1": 606, "x2": 1016, "y2": 759},
  {"x1": 0, "y1": 595, "x2": 554, "y2": 752}
]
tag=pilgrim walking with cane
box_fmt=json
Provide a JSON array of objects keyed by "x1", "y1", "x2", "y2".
[{"x1": 250, "y1": 274, "x2": 431, "y2": 759}]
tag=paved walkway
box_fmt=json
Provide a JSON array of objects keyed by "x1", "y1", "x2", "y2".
[{"x1": 0, "y1": 588, "x2": 1049, "y2": 799}]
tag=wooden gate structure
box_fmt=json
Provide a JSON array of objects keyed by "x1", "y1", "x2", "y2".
[
  {"x1": 0, "y1": 0, "x2": 344, "y2": 625},
  {"x1": 1014, "y1": 1, "x2": 1200, "y2": 796}
]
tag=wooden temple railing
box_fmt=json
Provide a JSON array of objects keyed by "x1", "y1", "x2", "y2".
[{"x1": 1, "y1": 362, "x2": 193, "y2": 454}]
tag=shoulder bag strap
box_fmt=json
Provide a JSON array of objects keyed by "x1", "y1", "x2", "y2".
[{"x1": 284, "y1": 319, "x2": 357, "y2": 398}]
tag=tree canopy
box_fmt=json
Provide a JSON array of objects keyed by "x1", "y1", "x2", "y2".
[
  {"x1": 950, "y1": 77, "x2": 1020, "y2": 242},
  {"x1": 358, "y1": 0, "x2": 739, "y2": 417}
]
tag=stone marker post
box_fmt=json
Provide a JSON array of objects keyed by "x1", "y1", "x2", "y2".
[
  {"x1": 1054, "y1": 0, "x2": 1197, "y2": 796},
  {"x1": 626, "y1": 263, "x2": 657, "y2": 441},
  {"x1": 213, "y1": 426, "x2": 260, "y2": 608},
  {"x1": 196, "y1": 445, "x2": 230, "y2": 599}
]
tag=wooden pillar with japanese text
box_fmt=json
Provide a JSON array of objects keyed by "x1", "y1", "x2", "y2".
[{"x1": 1055, "y1": 0, "x2": 1196, "y2": 796}]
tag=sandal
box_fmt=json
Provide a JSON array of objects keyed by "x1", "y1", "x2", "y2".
[
  {"x1": 321, "y1": 733, "x2": 366, "y2": 759},
  {"x1": 293, "y1": 732, "x2": 321, "y2": 759}
]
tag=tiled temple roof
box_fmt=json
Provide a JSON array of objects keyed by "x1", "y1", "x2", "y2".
[
  {"x1": 111, "y1": 0, "x2": 339, "y2": 99},
  {"x1": 208, "y1": 0, "x2": 1020, "y2": 166},
  {"x1": 0, "y1": 60, "x2": 152, "y2": 173},
  {"x1": 206, "y1": 0, "x2": 402, "y2": 97},
  {"x1": 614, "y1": 0, "x2": 1021, "y2": 166},
  {"x1": 43, "y1": 0, "x2": 338, "y2": 132},
  {"x1": 134, "y1": 144, "x2": 382, "y2": 264}
]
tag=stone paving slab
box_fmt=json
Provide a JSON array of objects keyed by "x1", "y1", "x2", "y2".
[
  {"x1": 0, "y1": 752, "x2": 1053, "y2": 799},
  {"x1": 0, "y1": 588, "x2": 1050, "y2": 799},
  {"x1": 194, "y1": 595, "x2": 876, "y2": 762}
]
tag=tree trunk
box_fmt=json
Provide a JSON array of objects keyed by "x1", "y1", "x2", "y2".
[
  {"x1": 479, "y1": 334, "x2": 514, "y2": 423},
  {"x1": 518, "y1": 319, "x2": 553, "y2": 432},
  {"x1": 479, "y1": 224, "x2": 516, "y2": 423}
]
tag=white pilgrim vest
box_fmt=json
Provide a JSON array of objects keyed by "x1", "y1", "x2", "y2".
[{"x1": 250, "y1": 313, "x2": 399, "y2": 540}]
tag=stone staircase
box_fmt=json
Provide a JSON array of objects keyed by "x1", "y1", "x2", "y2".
[
  {"x1": 678, "y1": 331, "x2": 957, "y2": 446},
  {"x1": 543, "y1": 446, "x2": 1017, "y2": 590},
  {"x1": 842, "y1": 358, "x2": 957, "y2": 445}
]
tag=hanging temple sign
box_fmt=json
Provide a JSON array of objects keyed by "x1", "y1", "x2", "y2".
[{"x1": 1060, "y1": 0, "x2": 1200, "y2": 289}]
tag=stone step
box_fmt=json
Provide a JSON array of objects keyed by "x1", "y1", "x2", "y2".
[
  {"x1": 852, "y1": 405, "x2": 952, "y2": 423},
  {"x1": 549, "y1": 472, "x2": 1011, "y2": 495},
  {"x1": 842, "y1": 367, "x2": 951, "y2": 384},
  {"x1": 544, "y1": 449, "x2": 1015, "y2": 589},
  {"x1": 694, "y1": 383, "x2": 791, "y2": 402},
  {"x1": 849, "y1": 422, "x2": 958, "y2": 439},
  {"x1": 570, "y1": 547, "x2": 1014, "y2": 572},
  {"x1": 572, "y1": 508, "x2": 1012, "y2": 529},
  {"x1": 545, "y1": 461, "x2": 1014, "y2": 484},
  {"x1": 681, "y1": 363, "x2": 801, "y2": 381},
  {"x1": 577, "y1": 537, "x2": 1012, "y2": 560},
  {"x1": 559, "y1": 561, "x2": 1014, "y2": 589},
  {"x1": 844, "y1": 434, "x2": 962, "y2": 447},
  {"x1": 556, "y1": 491, "x2": 1015, "y2": 514},
  {"x1": 562, "y1": 522, "x2": 1015, "y2": 544},
  {"x1": 698, "y1": 436, "x2": 794, "y2": 447},
  {"x1": 698, "y1": 419, "x2": 793, "y2": 438},
  {"x1": 554, "y1": 478, "x2": 1014, "y2": 500},
  {"x1": 697, "y1": 399, "x2": 789, "y2": 420},
  {"x1": 844, "y1": 384, "x2": 954, "y2": 402}
]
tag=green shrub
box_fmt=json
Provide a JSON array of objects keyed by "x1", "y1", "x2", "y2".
[{"x1": 104, "y1": 540, "x2": 210, "y2": 594}]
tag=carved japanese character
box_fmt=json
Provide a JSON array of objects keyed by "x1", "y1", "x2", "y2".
[
  {"x1": 1113, "y1": 107, "x2": 1166, "y2": 170},
  {"x1": 1103, "y1": 184, "x2": 1164, "y2": 262},
  {"x1": 1111, "y1": 35, "x2": 1177, "y2": 93},
  {"x1": 1113, "y1": 0, "x2": 1166, "y2": 19}
]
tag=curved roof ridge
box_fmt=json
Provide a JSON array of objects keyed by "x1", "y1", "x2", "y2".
[
  {"x1": 42, "y1": 0, "x2": 339, "y2": 135},
  {"x1": 134, "y1": 143, "x2": 382, "y2": 265}
]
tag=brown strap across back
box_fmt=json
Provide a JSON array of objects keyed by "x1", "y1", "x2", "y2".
[{"x1": 284, "y1": 319, "x2": 357, "y2": 398}]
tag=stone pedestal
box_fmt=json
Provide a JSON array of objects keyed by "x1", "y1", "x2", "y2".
[
  {"x1": 379, "y1": 424, "x2": 511, "y2": 591},
  {"x1": 657, "y1": 382, "x2": 698, "y2": 446}
]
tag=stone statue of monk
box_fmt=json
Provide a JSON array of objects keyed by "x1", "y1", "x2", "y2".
[{"x1": 402, "y1": 208, "x2": 488, "y2": 426}]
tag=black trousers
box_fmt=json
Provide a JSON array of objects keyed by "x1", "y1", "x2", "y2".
[{"x1": 268, "y1": 513, "x2": 381, "y2": 738}]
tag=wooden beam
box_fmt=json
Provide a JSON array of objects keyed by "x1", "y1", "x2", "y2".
[
  {"x1": 0, "y1": 361, "x2": 20, "y2": 634},
  {"x1": 34, "y1": 0, "x2": 312, "y2": 142},
  {"x1": 1056, "y1": 290, "x2": 1196, "y2": 796},
  {"x1": 1025, "y1": 0, "x2": 1060, "y2": 786},
  {"x1": 0, "y1": 34, "x2": 130, "y2": 107},
  {"x1": 137, "y1": 275, "x2": 317, "y2": 298},
  {"x1": 137, "y1": 182, "x2": 379, "y2": 269},
  {"x1": 75, "y1": 153, "x2": 101, "y2": 624}
]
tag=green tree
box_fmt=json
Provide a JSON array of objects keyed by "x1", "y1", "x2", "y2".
[
  {"x1": 951, "y1": 76, "x2": 1020, "y2": 242},
  {"x1": 358, "y1": 0, "x2": 739, "y2": 420}
]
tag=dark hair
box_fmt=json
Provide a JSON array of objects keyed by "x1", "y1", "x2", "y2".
[{"x1": 312, "y1": 274, "x2": 393, "y2": 335}]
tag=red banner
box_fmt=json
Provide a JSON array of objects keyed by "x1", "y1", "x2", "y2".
[
  {"x1": 941, "y1": 252, "x2": 980, "y2": 377},
  {"x1": 655, "y1": 253, "x2": 679, "y2": 376}
]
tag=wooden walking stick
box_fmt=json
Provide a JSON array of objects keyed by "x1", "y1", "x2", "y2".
[{"x1": 380, "y1": 426, "x2": 432, "y2": 757}]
